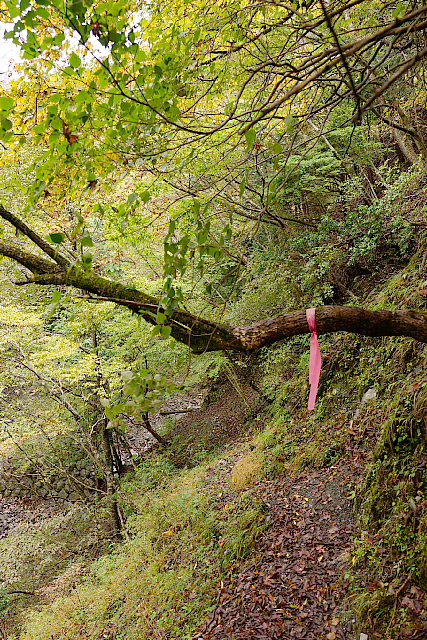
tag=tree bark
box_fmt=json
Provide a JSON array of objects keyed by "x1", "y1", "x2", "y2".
[
  {"x1": 142, "y1": 413, "x2": 167, "y2": 445},
  {"x1": 231, "y1": 306, "x2": 427, "y2": 349},
  {"x1": 393, "y1": 127, "x2": 420, "y2": 164},
  {"x1": 91, "y1": 328, "x2": 123, "y2": 539}
]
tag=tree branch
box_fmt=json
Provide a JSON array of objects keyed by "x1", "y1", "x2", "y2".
[
  {"x1": 0, "y1": 242, "x2": 60, "y2": 274},
  {"x1": 0, "y1": 214, "x2": 426, "y2": 353},
  {"x1": 13, "y1": 342, "x2": 82, "y2": 420},
  {"x1": 0, "y1": 206, "x2": 71, "y2": 270},
  {"x1": 11, "y1": 261, "x2": 427, "y2": 352}
]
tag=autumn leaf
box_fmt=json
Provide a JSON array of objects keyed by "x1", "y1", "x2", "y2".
[{"x1": 62, "y1": 121, "x2": 79, "y2": 145}]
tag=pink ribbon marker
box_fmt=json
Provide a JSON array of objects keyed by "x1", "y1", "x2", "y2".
[{"x1": 306, "y1": 308, "x2": 322, "y2": 411}]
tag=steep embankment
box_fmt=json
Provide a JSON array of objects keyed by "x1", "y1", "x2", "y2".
[{"x1": 6, "y1": 310, "x2": 427, "y2": 640}]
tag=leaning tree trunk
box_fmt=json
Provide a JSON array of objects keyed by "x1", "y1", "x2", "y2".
[
  {"x1": 393, "y1": 126, "x2": 420, "y2": 164},
  {"x1": 1, "y1": 206, "x2": 427, "y2": 353}
]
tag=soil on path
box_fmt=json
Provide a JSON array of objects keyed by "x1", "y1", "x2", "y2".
[{"x1": 195, "y1": 462, "x2": 358, "y2": 640}]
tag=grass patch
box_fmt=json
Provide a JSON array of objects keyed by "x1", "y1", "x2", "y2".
[{"x1": 10, "y1": 450, "x2": 267, "y2": 640}]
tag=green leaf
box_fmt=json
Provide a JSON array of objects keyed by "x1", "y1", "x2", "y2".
[
  {"x1": 47, "y1": 232, "x2": 66, "y2": 244},
  {"x1": 76, "y1": 90, "x2": 90, "y2": 102},
  {"x1": 45, "y1": 290, "x2": 63, "y2": 318},
  {"x1": 140, "y1": 190, "x2": 150, "y2": 203},
  {"x1": 197, "y1": 231, "x2": 207, "y2": 244},
  {"x1": 285, "y1": 115, "x2": 295, "y2": 133},
  {"x1": 70, "y1": 52, "x2": 81, "y2": 68},
  {"x1": 244, "y1": 128, "x2": 256, "y2": 150},
  {"x1": 392, "y1": 3, "x2": 405, "y2": 18},
  {"x1": 36, "y1": 7, "x2": 49, "y2": 18},
  {"x1": 0, "y1": 117, "x2": 12, "y2": 131},
  {"x1": 51, "y1": 115, "x2": 63, "y2": 130},
  {"x1": 69, "y1": 0, "x2": 84, "y2": 14},
  {"x1": 239, "y1": 178, "x2": 246, "y2": 198},
  {"x1": 0, "y1": 97, "x2": 14, "y2": 111},
  {"x1": 81, "y1": 231, "x2": 94, "y2": 247},
  {"x1": 160, "y1": 325, "x2": 172, "y2": 338}
]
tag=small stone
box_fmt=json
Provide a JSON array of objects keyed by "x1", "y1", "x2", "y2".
[
  {"x1": 362, "y1": 388, "x2": 376, "y2": 403},
  {"x1": 360, "y1": 634, "x2": 369, "y2": 640}
]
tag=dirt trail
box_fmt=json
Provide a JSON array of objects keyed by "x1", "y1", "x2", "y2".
[{"x1": 195, "y1": 462, "x2": 358, "y2": 640}]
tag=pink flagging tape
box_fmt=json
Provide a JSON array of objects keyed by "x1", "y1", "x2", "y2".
[{"x1": 306, "y1": 308, "x2": 322, "y2": 411}]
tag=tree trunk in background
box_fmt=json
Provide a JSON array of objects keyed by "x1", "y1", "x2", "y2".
[
  {"x1": 393, "y1": 127, "x2": 420, "y2": 164},
  {"x1": 91, "y1": 329, "x2": 122, "y2": 539},
  {"x1": 391, "y1": 99, "x2": 424, "y2": 162},
  {"x1": 100, "y1": 420, "x2": 122, "y2": 540}
]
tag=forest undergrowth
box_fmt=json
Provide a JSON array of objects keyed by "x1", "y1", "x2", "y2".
[{"x1": 3, "y1": 216, "x2": 427, "y2": 638}]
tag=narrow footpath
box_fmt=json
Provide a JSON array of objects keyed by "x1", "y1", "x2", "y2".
[
  {"x1": 195, "y1": 449, "x2": 427, "y2": 640},
  {"x1": 196, "y1": 464, "x2": 357, "y2": 640}
]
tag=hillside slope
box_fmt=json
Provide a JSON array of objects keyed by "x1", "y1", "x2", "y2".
[{"x1": 1, "y1": 168, "x2": 427, "y2": 640}]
